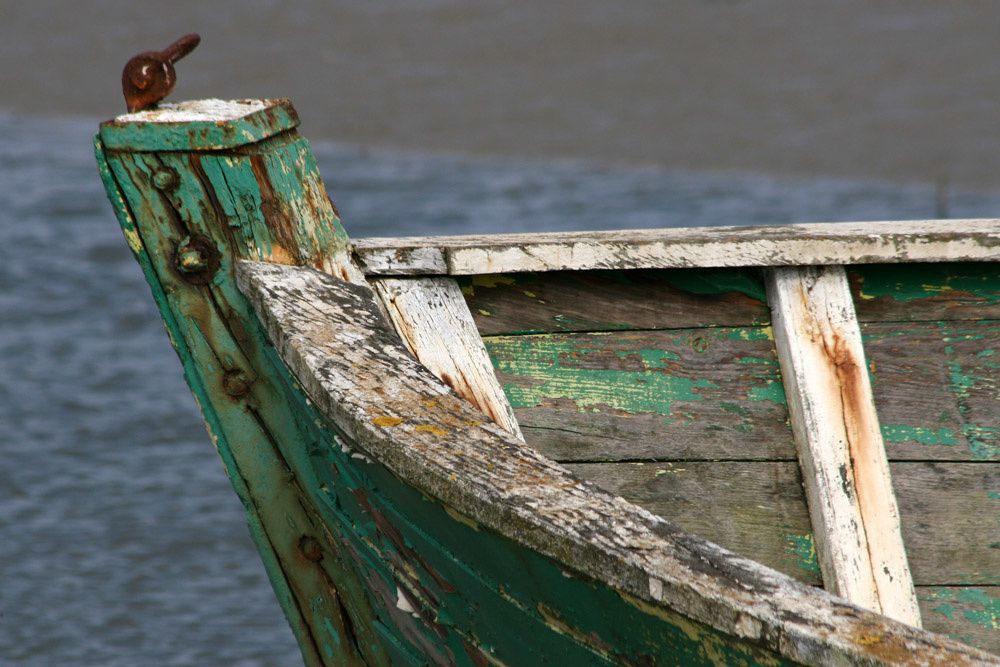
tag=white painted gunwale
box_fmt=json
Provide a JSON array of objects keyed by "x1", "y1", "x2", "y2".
[
  {"x1": 352, "y1": 219, "x2": 1000, "y2": 276},
  {"x1": 237, "y1": 260, "x2": 998, "y2": 666}
]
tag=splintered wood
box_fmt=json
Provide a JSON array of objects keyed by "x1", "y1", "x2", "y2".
[
  {"x1": 373, "y1": 277, "x2": 523, "y2": 439},
  {"x1": 767, "y1": 265, "x2": 921, "y2": 627}
]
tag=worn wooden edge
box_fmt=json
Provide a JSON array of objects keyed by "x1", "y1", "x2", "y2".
[
  {"x1": 237, "y1": 260, "x2": 998, "y2": 666},
  {"x1": 767, "y1": 266, "x2": 921, "y2": 627},
  {"x1": 99, "y1": 98, "x2": 299, "y2": 151},
  {"x1": 352, "y1": 220, "x2": 1000, "y2": 276},
  {"x1": 372, "y1": 277, "x2": 524, "y2": 439}
]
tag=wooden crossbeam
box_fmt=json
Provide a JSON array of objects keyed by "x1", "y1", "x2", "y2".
[
  {"x1": 372, "y1": 276, "x2": 523, "y2": 440},
  {"x1": 766, "y1": 265, "x2": 921, "y2": 627}
]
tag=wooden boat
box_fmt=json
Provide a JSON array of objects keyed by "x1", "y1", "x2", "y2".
[{"x1": 95, "y1": 98, "x2": 998, "y2": 665}]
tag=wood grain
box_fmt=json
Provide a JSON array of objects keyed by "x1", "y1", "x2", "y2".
[
  {"x1": 918, "y1": 586, "x2": 1000, "y2": 656},
  {"x1": 353, "y1": 219, "x2": 1000, "y2": 276},
  {"x1": 565, "y1": 461, "x2": 999, "y2": 588},
  {"x1": 865, "y1": 321, "x2": 1000, "y2": 461},
  {"x1": 767, "y1": 266, "x2": 920, "y2": 625},
  {"x1": 458, "y1": 268, "x2": 769, "y2": 335},
  {"x1": 484, "y1": 327, "x2": 795, "y2": 461},
  {"x1": 373, "y1": 276, "x2": 523, "y2": 438},
  {"x1": 565, "y1": 461, "x2": 819, "y2": 584},
  {"x1": 851, "y1": 263, "x2": 1000, "y2": 323}
]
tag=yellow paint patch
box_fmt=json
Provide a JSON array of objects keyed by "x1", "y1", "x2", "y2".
[
  {"x1": 123, "y1": 227, "x2": 145, "y2": 254},
  {"x1": 372, "y1": 416, "x2": 403, "y2": 427},
  {"x1": 444, "y1": 505, "x2": 480, "y2": 530},
  {"x1": 855, "y1": 633, "x2": 883, "y2": 646},
  {"x1": 415, "y1": 424, "x2": 447, "y2": 437},
  {"x1": 471, "y1": 275, "x2": 516, "y2": 289}
]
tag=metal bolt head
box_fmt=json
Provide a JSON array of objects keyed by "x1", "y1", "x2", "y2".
[
  {"x1": 152, "y1": 167, "x2": 179, "y2": 191},
  {"x1": 173, "y1": 235, "x2": 220, "y2": 284},
  {"x1": 176, "y1": 245, "x2": 209, "y2": 273},
  {"x1": 222, "y1": 370, "x2": 251, "y2": 397},
  {"x1": 298, "y1": 535, "x2": 323, "y2": 562}
]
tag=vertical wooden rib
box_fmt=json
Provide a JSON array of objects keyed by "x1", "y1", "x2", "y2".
[
  {"x1": 373, "y1": 276, "x2": 524, "y2": 440},
  {"x1": 767, "y1": 265, "x2": 921, "y2": 627}
]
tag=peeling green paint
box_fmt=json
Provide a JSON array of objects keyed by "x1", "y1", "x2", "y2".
[
  {"x1": 854, "y1": 264, "x2": 1000, "y2": 303},
  {"x1": 880, "y1": 424, "x2": 957, "y2": 446},
  {"x1": 920, "y1": 587, "x2": 1000, "y2": 632},
  {"x1": 784, "y1": 533, "x2": 821, "y2": 578},
  {"x1": 487, "y1": 334, "x2": 718, "y2": 415}
]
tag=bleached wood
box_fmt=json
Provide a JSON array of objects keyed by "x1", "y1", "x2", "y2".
[
  {"x1": 767, "y1": 265, "x2": 921, "y2": 627},
  {"x1": 352, "y1": 219, "x2": 1000, "y2": 275},
  {"x1": 237, "y1": 260, "x2": 995, "y2": 666},
  {"x1": 372, "y1": 277, "x2": 523, "y2": 439}
]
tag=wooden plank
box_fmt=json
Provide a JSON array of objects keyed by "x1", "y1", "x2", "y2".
[
  {"x1": 918, "y1": 587, "x2": 1000, "y2": 655},
  {"x1": 767, "y1": 265, "x2": 921, "y2": 626},
  {"x1": 564, "y1": 462, "x2": 819, "y2": 584},
  {"x1": 893, "y1": 462, "x2": 1000, "y2": 587},
  {"x1": 865, "y1": 321, "x2": 1000, "y2": 461},
  {"x1": 850, "y1": 263, "x2": 1000, "y2": 323},
  {"x1": 484, "y1": 328, "x2": 795, "y2": 461},
  {"x1": 564, "y1": 461, "x2": 999, "y2": 588},
  {"x1": 352, "y1": 219, "x2": 1000, "y2": 276},
  {"x1": 238, "y1": 259, "x2": 998, "y2": 665},
  {"x1": 372, "y1": 276, "x2": 523, "y2": 439},
  {"x1": 458, "y1": 268, "x2": 769, "y2": 335}
]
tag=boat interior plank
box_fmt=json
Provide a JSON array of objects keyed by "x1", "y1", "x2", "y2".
[
  {"x1": 917, "y1": 586, "x2": 1000, "y2": 655},
  {"x1": 457, "y1": 269, "x2": 769, "y2": 335},
  {"x1": 563, "y1": 461, "x2": 819, "y2": 584},
  {"x1": 484, "y1": 327, "x2": 794, "y2": 461},
  {"x1": 850, "y1": 263, "x2": 1000, "y2": 323},
  {"x1": 864, "y1": 320, "x2": 1000, "y2": 461},
  {"x1": 564, "y1": 461, "x2": 998, "y2": 589}
]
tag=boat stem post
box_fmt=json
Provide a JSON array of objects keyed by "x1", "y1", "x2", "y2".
[{"x1": 95, "y1": 99, "x2": 384, "y2": 666}]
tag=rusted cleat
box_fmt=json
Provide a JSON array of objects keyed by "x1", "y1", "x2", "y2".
[{"x1": 122, "y1": 33, "x2": 201, "y2": 113}]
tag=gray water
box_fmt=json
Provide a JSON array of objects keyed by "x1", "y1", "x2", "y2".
[{"x1": 2, "y1": 109, "x2": 999, "y2": 665}]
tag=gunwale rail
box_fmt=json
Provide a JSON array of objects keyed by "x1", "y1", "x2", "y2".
[{"x1": 352, "y1": 219, "x2": 1000, "y2": 276}]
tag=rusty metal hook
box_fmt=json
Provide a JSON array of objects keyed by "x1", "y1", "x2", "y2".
[{"x1": 122, "y1": 33, "x2": 201, "y2": 113}]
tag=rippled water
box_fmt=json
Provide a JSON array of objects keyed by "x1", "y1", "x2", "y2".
[{"x1": 2, "y1": 112, "x2": 999, "y2": 664}]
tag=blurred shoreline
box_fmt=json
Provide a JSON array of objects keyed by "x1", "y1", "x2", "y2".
[{"x1": 5, "y1": 1, "x2": 1000, "y2": 189}]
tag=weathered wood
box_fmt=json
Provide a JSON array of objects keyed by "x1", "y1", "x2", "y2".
[
  {"x1": 565, "y1": 461, "x2": 819, "y2": 584},
  {"x1": 352, "y1": 219, "x2": 1000, "y2": 275},
  {"x1": 239, "y1": 259, "x2": 999, "y2": 665},
  {"x1": 865, "y1": 321, "x2": 1000, "y2": 461},
  {"x1": 850, "y1": 263, "x2": 1000, "y2": 323},
  {"x1": 99, "y1": 98, "x2": 301, "y2": 151},
  {"x1": 767, "y1": 266, "x2": 920, "y2": 626},
  {"x1": 892, "y1": 462, "x2": 1000, "y2": 587},
  {"x1": 563, "y1": 460, "x2": 999, "y2": 588},
  {"x1": 457, "y1": 269, "x2": 769, "y2": 335},
  {"x1": 372, "y1": 276, "x2": 523, "y2": 438},
  {"x1": 484, "y1": 327, "x2": 795, "y2": 461},
  {"x1": 918, "y1": 587, "x2": 1000, "y2": 655}
]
